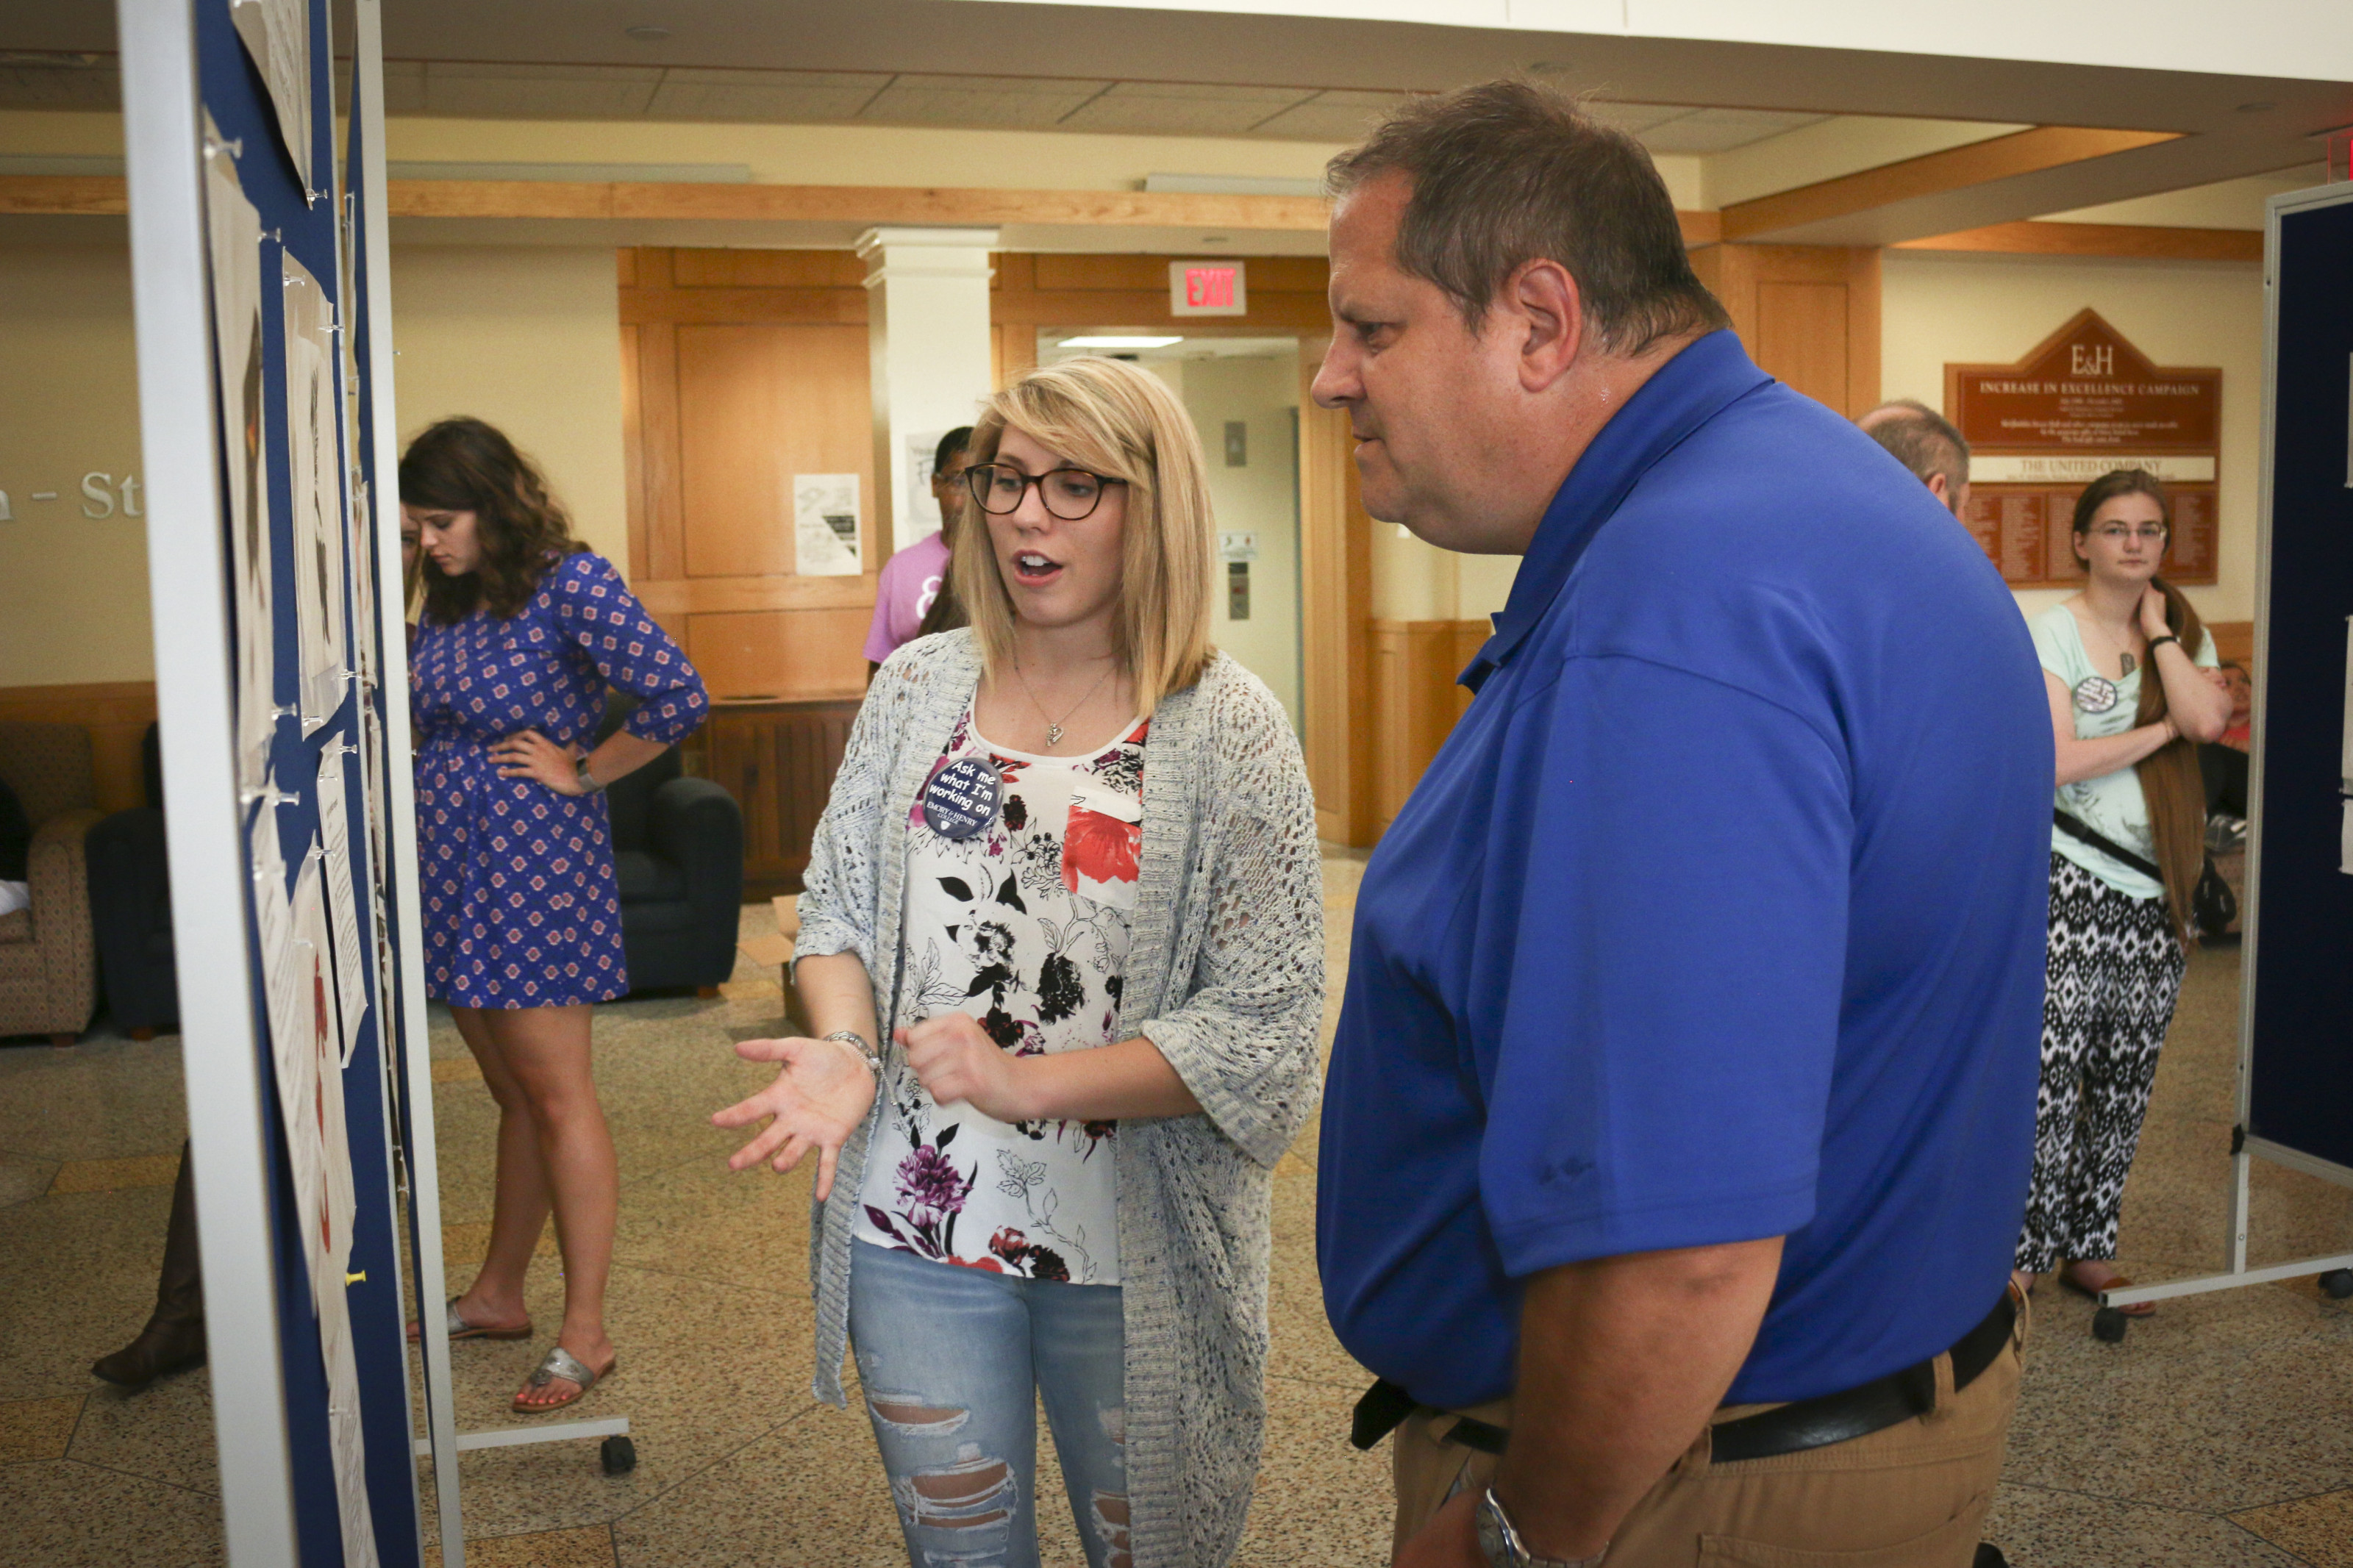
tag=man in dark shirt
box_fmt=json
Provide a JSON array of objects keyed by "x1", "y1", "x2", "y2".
[{"x1": 1313, "y1": 82, "x2": 2052, "y2": 1567}]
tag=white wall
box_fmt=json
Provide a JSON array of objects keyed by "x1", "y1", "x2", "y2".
[
  {"x1": 1182, "y1": 355, "x2": 1304, "y2": 728},
  {"x1": 1881, "y1": 250, "x2": 2266, "y2": 626},
  {"x1": 0, "y1": 242, "x2": 151, "y2": 687},
  {"x1": 387, "y1": 246, "x2": 631, "y2": 573}
]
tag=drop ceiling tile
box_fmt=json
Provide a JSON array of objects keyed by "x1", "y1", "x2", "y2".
[
  {"x1": 646, "y1": 68, "x2": 890, "y2": 123},
  {"x1": 1581, "y1": 100, "x2": 1697, "y2": 135},
  {"x1": 860, "y1": 74, "x2": 1110, "y2": 129},
  {"x1": 1639, "y1": 107, "x2": 1833, "y2": 154},
  {"x1": 0, "y1": 57, "x2": 120, "y2": 110},
  {"x1": 379, "y1": 59, "x2": 426, "y2": 116},
  {"x1": 421, "y1": 62, "x2": 663, "y2": 120},
  {"x1": 1248, "y1": 90, "x2": 1418, "y2": 142},
  {"x1": 1060, "y1": 80, "x2": 1315, "y2": 135}
]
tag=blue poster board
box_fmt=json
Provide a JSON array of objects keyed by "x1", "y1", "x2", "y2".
[
  {"x1": 2245, "y1": 186, "x2": 2353, "y2": 1181},
  {"x1": 196, "y1": 0, "x2": 419, "y2": 1561}
]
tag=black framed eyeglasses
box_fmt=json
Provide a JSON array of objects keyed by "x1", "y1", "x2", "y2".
[{"x1": 965, "y1": 462, "x2": 1126, "y2": 522}]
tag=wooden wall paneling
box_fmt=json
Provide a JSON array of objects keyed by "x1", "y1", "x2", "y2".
[
  {"x1": 618, "y1": 321, "x2": 649, "y2": 581},
  {"x1": 686, "y1": 699, "x2": 860, "y2": 897},
  {"x1": 634, "y1": 575, "x2": 876, "y2": 617},
  {"x1": 673, "y1": 322, "x2": 874, "y2": 579},
  {"x1": 1368, "y1": 621, "x2": 1467, "y2": 835},
  {"x1": 990, "y1": 254, "x2": 1332, "y2": 335},
  {"x1": 2209, "y1": 620, "x2": 2256, "y2": 672},
  {"x1": 1296, "y1": 337, "x2": 1375, "y2": 845},
  {"x1": 685, "y1": 606, "x2": 872, "y2": 703},
  {"x1": 0, "y1": 681, "x2": 160, "y2": 815},
  {"x1": 672, "y1": 249, "x2": 868, "y2": 288},
  {"x1": 619, "y1": 289, "x2": 869, "y2": 327},
  {"x1": 633, "y1": 319, "x2": 686, "y2": 583},
  {"x1": 1699, "y1": 244, "x2": 1881, "y2": 418}
]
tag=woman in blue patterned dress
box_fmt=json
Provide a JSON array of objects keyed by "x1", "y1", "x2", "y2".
[{"x1": 400, "y1": 418, "x2": 708, "y2": 1413}]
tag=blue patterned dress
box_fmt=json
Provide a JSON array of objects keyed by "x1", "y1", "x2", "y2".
[{"x1": 411, "y1": 551, "x2": 709, "y2": 1008}]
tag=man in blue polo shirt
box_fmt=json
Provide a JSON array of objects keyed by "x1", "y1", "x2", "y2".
[{"x1": 1313, "y1": 83, "x2": 2052, "y2": 1567}]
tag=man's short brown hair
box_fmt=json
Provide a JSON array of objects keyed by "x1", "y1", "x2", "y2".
[
  {"x1": 1326, "y1": 79, "x2": 1729, "y2": 354},
  {"x1": 1860, "y1": 399, "x2": 1971, "y2": 495}
]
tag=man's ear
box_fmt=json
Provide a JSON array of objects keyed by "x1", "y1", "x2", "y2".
[{"x1": 1507, "y1": 259, "x2": 1585, "y2": 393}]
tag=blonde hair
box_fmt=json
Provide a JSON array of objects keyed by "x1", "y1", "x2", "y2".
[{"x1": 953, "y1": 357, "x2": 1215, "y2": 717}]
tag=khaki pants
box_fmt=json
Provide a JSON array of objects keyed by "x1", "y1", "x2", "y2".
[{"x1": 1391, "y1": 1294, "x2": 2028, "y2": 1567}]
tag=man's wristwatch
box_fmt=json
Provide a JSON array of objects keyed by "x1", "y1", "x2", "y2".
[
  {"x1": 1476, "y1": 1487, "x2": 1608, "y2": 1568},
  {"x1": 822, "y1": 1029, "x2": 883, "y2": 1078}
]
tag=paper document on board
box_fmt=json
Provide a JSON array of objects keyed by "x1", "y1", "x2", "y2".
[
  {"x1": 283, "y1": 252, "x2": 348, "y2": 734},
  {"x1": 316, "y1": 746, "x2": 370, "y2": 1062},
  {"x1": 204, "y1": 128, "x2": 276, "y2": 793},
  {"x1": 794, "y1": 473, "x2": 863, "y2": 576},
  {"x1": 228, "y1": 0, "x2": 313, "y2": 197}
]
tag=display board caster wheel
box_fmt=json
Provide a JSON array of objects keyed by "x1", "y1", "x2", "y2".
[
  {"x1": 2090, "y1": 1306, "x2": 2129, "y2": 1342},
  {"x1": 2319, "y1": 1269, "x2": 2353, "y2": 1300},
  {"x1": 601, "y1": 1435, "x2": 637, "y2": 1475}
]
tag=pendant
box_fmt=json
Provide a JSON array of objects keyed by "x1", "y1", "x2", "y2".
[
  {"x1": 1046, "y1": 723, "x2": 1064, "y2": 746},
  {"x1": 921, "y1": 756, "x2": 1004, "y2": 840}
]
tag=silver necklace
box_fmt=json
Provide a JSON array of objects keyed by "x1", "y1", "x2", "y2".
[{"x1": 1013, "y1": 655, "x2": 1113, "y2": 748}]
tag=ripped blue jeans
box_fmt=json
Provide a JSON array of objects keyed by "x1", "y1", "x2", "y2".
[{"x1": 849, "y1": 1239, "x2": 1130, "y2": 1568}]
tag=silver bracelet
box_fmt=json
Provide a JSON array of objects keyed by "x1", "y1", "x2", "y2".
[{"x1": 822, "y1": 1029, "x2": 882, "y2": 1078}]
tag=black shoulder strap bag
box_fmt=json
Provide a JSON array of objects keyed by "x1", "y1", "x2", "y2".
[{"x1": 2053, "y1": 809, "x2": 2236, "y2": 936}]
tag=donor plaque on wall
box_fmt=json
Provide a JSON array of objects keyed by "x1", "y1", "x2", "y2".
[{"x1": 1947, "y1": 309, "x2": 2221, "y2": 589}]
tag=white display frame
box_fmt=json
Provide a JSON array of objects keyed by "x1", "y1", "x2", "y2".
[{"x1": 2100, "y1": 179, "x2": 2353, "y2": 1318}]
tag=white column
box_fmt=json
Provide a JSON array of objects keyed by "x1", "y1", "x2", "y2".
[{"x1": 858, "y1": 226, "x2": 999, "y2": 555}]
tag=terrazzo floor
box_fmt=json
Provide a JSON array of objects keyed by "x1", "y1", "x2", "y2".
[{"x1": 3, "y1": 848, "x2": 2351, "y2": 1567}]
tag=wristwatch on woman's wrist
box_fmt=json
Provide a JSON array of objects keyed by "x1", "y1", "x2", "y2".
[
  {"x1": 1476, "y1": 1487, "x2": 1608, "y2": 1568},
  {"x1": 574, "y1": 756, "x2": 605, "y2": 793},
  {"x1": 2146, "y1": 633, "x2": 2179, "y2": 655},
  {"x1": 822, "y1": 1029, "x2": 883, "y2": 1078}
]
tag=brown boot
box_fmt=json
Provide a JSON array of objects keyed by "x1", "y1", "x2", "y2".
[{"x1": 93, "y1": 1142, "x2": 206, "y2": 1389}]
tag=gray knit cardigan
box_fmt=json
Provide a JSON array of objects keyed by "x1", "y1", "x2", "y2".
[{"x1": 793, "y1": 629, "x2": 1325, "y2": 1568}]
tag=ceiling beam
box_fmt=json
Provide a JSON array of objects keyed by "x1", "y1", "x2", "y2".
[
  {"x1": 1720, "y1": 126, "x2": 2180, "y2": 242},
  {"x1": 1891, "y1": 220, "x2": 2263, "y2": 262},
  {"x1": 0, "y1": 172, "x2": 1732, "y2": 248}
]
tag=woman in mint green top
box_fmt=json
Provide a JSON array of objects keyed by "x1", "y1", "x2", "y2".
[{"x1": 2015, "y1": 470, "x2": 2232, "y2": 1309}]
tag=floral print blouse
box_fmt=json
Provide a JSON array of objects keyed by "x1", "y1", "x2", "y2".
[{"x1": 854, "y1": 706, "x2": 1148, "y2": 1284}]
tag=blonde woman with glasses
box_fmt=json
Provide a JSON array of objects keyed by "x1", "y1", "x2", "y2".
[{"x1": 713, "y1": 357, "x2": 1324, "y2": 1568}]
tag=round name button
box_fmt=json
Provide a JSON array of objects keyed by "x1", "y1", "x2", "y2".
[
  {"x1": 921, "y1": 756, "x2": 1002, "y2": 841},
  {"x1": 2073, "y1": 675, "x2": 2120, "y2": 715}
]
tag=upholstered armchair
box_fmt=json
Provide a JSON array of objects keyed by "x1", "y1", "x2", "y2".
[
  {"x1": 598, "y1": 693, "x2": 745, "y2": 994},
  {"x1": 0, "y1": 722, "x2": 101, "y2": 1045}
]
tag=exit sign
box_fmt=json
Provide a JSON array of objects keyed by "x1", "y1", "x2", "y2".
[{"x1": 1170, "y1": 259, "x2": 1247, "y2": 317}]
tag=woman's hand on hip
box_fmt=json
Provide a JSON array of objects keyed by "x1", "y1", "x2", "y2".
[
  {"x1": 901, "y1": 1014, "x2": 1033, "y2": 1123},
  {"x1": 712, "y1": 1037, "x2": 877, "y2": 1200},
  {"x1": 490, "y1": 728, "x2": 586, "y2": 794}
]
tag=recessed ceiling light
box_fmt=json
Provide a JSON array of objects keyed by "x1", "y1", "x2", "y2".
[
  {"x1": 1060, "y1": 335, "x2": 1184, "y2": 349},
  {"x1": 625, "y1": 24, "x2": 672, "y2": 42}
]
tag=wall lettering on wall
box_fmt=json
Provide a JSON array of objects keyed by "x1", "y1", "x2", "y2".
[
  {"x1": 0, "y1": 474, "x2": 145, "y2": 521},
  {"x1": 1946, "y1": 309, "x2": 2221, "y2": 589}
]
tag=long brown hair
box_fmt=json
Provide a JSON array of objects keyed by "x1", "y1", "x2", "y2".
[
  {"x1": 399, "y1": 418, "x2": 585, "y2": 623},
  {"x1": 2073, "y1": 468, "x2": 2205, "y2": 943}
]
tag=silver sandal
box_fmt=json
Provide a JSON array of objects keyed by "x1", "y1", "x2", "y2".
[
  {"x1": 408, "y1": 1298, "x2": 532, "y2": 1344},
  {"x1": 512, "y1": 1344, "x2": 615, "y2": 1414}
]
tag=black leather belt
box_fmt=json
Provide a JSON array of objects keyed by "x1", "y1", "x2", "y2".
[{"x1": 1351, "y1": 1286, "x2": 2018, "y2": 1466}]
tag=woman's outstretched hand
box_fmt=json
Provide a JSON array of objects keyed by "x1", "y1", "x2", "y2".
[
  {"x1": 713, "y1": 1037, "x2": 878, "y2": 1200},
  {"x1": 901, "y1": 1014, "x2": 1032, "y2": 1123},
  {"x1": 491, "y1": 728, "x2": 587, "y2": 794}
]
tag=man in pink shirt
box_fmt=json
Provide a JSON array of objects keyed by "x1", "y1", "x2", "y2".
[{"x1": 865, "y1": 426, "x2": 973, "y2": 670}]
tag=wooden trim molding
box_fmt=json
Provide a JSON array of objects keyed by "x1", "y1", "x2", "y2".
[
  {"x1": 1893, "y1": 220, "x2": 2263, "y2": 263},
  {"x1": 0, "y1": 173, "x2": 1722, "y2": 250},
  {"x1": 632, "y1": 574, "x2": 878, "y2": 617},
  {"x1": 1719, "y1": 127, "x2": 2181, "y2": 243},
  {"x1": 1297, "y1": 337, "x2": 1376, "y2": 847}
]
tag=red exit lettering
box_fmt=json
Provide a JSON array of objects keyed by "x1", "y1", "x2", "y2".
[{"x1": 1186, "y1": 267, "x2": 1235, "y2": 308}]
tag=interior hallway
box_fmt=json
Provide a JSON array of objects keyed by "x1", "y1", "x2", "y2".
[{"x1": 3, "y1": 850, "x2": 2351, "y2": 1567}]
